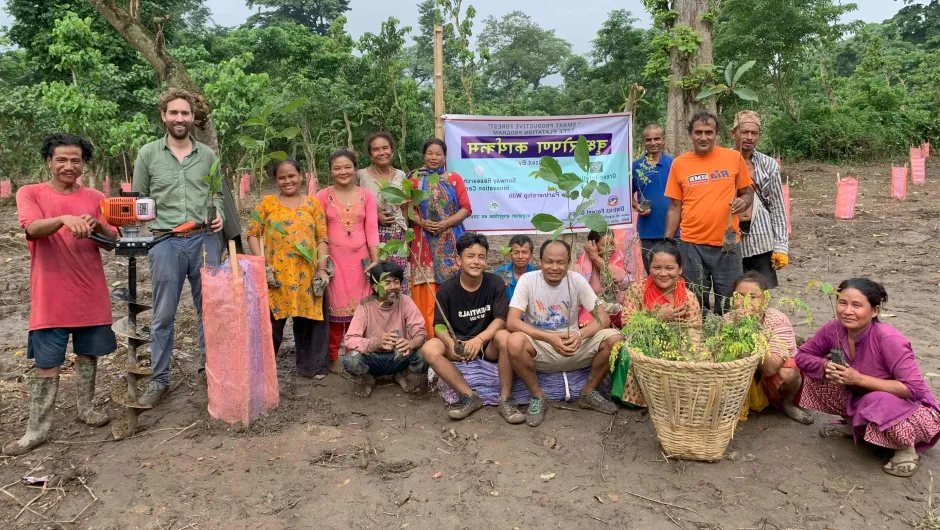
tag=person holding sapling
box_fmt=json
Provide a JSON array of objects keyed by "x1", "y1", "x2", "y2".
[
  {"x1": 575, "y1": 230, "x2": 627, "y2": 328},
  {"x1": 247, "y1": 158, "x2": 331, "y2": 378},
  {"x1": 357, "y1": 132, "x2": 411, "y2": 295},
  {"x1": 133, "y1": 88, "x2": 224, "y2": 406},
  {"x1": 507, "y1": 239, "x2": 623, "y2": 427},
  {"x1": 342, "y1": 262, "x2": 428, "y2": 397},
  {"x1": 664, "y1": 111, "x2": 753, "y2": 315},
  {"x1": 495, "y1": 234, "x2": 536, "y2": 302},
  {"x1": 730, "y1": 272, "x2": 812, "y2": 424},
  {"x1": 795, "y1": 278, "x2": 940, "y2": 477},
  {"x1": 731, "y1": 111, "x2": 788, "y2": 288},
  {"x1": 422, "y1": 233, "x2": 516, "y2": 423},
  {"x1": 409, "y1": 138, "x2": 472, "y2": 338},
  {"x1": 631, "y1": 124, "x2": 675, "y2": 274},
  {"x1": 317, "y1": 150, "x2": 381, "y2": 372},
  {"x1": 4, "y1": 134, "x2": 118, "y2": 456},
  {"x1": 611, "y1": 239, "x2": 701, "y2": 408}
]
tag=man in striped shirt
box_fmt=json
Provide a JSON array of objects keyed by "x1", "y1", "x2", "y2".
[{"x1": 732, "y1": 111, "x2": 789, "y2": 288}]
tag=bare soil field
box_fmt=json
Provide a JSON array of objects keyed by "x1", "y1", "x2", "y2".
[{"x1": 1, "y1": 161, "x2": 939, "y2": 529}]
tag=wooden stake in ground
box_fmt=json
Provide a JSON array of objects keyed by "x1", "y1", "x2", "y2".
[{"x1": 433, "y1": 24, "x2": 445, "y2": 140}]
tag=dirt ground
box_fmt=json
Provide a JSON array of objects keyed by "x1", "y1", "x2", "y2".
[{"x1": 1, "y1": 161, "x2": 939, "y2": 530}]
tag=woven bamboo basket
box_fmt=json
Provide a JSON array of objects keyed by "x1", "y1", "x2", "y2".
[{"x1": 630, "y1": 348, "x2": 762, "y2": 461}]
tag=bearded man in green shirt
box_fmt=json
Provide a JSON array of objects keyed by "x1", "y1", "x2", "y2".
[{"x1": 133, "y1": 88, "x2": 224, "y2": 406}]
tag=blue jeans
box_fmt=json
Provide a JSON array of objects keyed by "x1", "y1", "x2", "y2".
[
  {"x1": 342, "y1": 350, "x2": 427, "y2": 377},
  {"x1": 148, "y1": 232, "x2": 220, "y2": 386}
]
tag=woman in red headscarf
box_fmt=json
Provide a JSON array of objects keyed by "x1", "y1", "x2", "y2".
[{"x1": 610, "y1": 239, "x2": 701, "y2": 406}]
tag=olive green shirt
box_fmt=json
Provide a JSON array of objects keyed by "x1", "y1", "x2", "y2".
[{"x1": 133, "y1": 134, "x2": 223, "y2": 231}]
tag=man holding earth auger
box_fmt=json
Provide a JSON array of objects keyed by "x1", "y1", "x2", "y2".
[{"x1": 133, "y1": 88, "x2": 224, "y2": 407}]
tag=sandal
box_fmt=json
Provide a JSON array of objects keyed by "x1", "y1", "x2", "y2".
[{"x1": 884, "y1": 455, "x2": 919, "y2": 477}]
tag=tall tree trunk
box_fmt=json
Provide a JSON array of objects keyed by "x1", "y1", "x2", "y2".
[
  {"x1": 665, "y1": 0, "x2": 716, "y2": 156},
  {"x1": 86, "y1": 0, "x2": 220, "y2": 153}
]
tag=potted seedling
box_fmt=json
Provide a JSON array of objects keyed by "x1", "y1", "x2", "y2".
[
  {"x1": 376, "y1": 175, "x2": 467, "y2": 358},
  {"x1": 529, "y1": 135, "x2": 612, "y2": 335},
  {"x1": 806, "y1": 280, "x2": 845, "y2": 365}
]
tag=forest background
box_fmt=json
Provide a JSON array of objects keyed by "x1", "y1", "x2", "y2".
[{"x1": 0, "y1": 0, "x2": 938, "y2": 188}]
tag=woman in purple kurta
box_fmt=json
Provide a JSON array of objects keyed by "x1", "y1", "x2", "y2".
[{"x1": 795, "y1": 278, "x2": 940, "y2": 477}]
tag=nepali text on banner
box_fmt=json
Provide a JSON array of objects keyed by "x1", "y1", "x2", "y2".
[{"x1": 443, "y1": 113, "x2": 634, "y2": 235}]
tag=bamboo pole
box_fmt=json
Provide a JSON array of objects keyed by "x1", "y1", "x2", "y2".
[{"x1": 433, "y1": 24, "x2": 445, "y2": 140}]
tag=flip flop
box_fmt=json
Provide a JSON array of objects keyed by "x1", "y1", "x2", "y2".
[{"x1": 883, "y1": 456, "x2": 919, "y2": 477}]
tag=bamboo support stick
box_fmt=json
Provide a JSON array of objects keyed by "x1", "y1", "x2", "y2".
[{"x1": 433, "y1": 24, "x2": 445, "y2": 140}]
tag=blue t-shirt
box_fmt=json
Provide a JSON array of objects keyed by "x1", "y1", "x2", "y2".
[
  {"x1": 631, "y1": 153, "x2": 675, "y2": 240},
  {"x1": 495, "y1": 262, "x2": 535, "y2": 302}
]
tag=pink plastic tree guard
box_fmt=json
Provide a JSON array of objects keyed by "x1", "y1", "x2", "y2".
[
  {"x1": 120, "y1": 182, "x2": 132, "y2": 193},
  {"x1": 307, "y1": 172, "x2": 318, "y2": 195},
  {"x1": 835, "y1": 177, "x2": 858, "y2": 219},
  {"x1": 781, "y1": 183, "x2": 792, "y2": 234},
  {"x1": 891, "y1": 165, "x2": 908, "y2": 200},
  {"x1": 202, "y1": 255, "x2": 279, "y2": 426},
  {"x1": 102, "y1": 175, "x2": 111, "y2": 198},
  {"x1": 0, "y1": 180, "x2": 11, "y2": 198},
  {"x1": 912, "y1": 157, "x2": 926, "y2": 186},
  {"x1": 923, "y1": 142, "x2": 931, "y2": 158},
  {"x1": 911, "y1": 146, "x2": 924, "y2": 160}
]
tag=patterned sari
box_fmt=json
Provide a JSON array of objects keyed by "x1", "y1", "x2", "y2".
[{"x1": 410, "y1": 167, "x2": 468, "y2": 285}]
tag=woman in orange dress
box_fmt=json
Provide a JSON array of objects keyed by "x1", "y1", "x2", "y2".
[{"x1": 247, "y1": 158, "x2": 330, "y2": 377}]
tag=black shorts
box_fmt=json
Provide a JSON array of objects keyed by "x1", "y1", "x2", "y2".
[
  {"x1": 27, "y1": 325, "x2": 117, "y2": 369},
  {"x1": 742, "y1": 251, "x2": 779, "y2": 289}
]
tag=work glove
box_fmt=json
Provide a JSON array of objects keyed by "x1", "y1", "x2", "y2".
[{"x1": 771, "y1": 252, "x2": 788, "y2": 270}]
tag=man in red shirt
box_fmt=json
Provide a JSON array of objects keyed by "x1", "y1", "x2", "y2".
[{"x1": 3, "y1": 134, "x2": 118, "y2": 456}]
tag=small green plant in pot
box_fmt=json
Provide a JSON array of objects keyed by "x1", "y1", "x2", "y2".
[{"x1": 806, "y1": 280, "x2": 845, "y2": 365}]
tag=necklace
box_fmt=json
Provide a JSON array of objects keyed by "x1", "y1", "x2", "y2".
[{"x1": 368, "y1": 165, "x2": 396, "y2": 182}]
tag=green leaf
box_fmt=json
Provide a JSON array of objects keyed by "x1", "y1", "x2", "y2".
[
  {"x1": 724, "y1": 61, "x2": 735, "y2": 86},
  {"x1": 404, "y1": 228, "x2": 416, "y2": 242},
  {"x1": 500, "y1": 245, "x2": 512, "y2": 256},
  {"x1": 209, "y1": 158, "x2": 221, "y2": 177},
  {"x1": 428, "y1": 174, "x2": 440, "y2": 186},
  {"x1": 434, "y1": 324, "x2": 449, "y2": 335},
  {"x1": 244, "y1": 117, "x2": 265, "y2": 127},
  {"x1": 574, "y1": 136, "x2": 590, "y2": 173},
  {"x1": 582, "y1": 180, "x2": 597, "y2": 199},
  {"x1": 269, "y1": 151, "x2": 288, "y2": 161},
  {"x1": 295, "y1": 242, "x2": 315, "y2": 263},
  {"x1": 381, "y1": 186, "x2": 409, "y2": 204},
  {"x1": 250, "y1": 210, "x2": 263, "y2": 224},
  {"x1": 271, "y1": 221, "x2": 288, "y2": 236},
  {"x1": 581, "y1": 213, "x2": 608, "y2": 233},
  {"x1": 281, "y1": 97, "x2": 307, "y2": 114},
  {"x1": 202, "y1": 176, "x2": 211, "y2": 183},
  {"x1": 696, "y1": 86, "x2": 727, "y2": 100},
  {"x1": 401, "y1": 179, "x2": 414, "y2": 194},
  {"x1": 538, "y1": 157, "x2": 562, "y2": 184},
  {"x1": 596, "y1": 182, "x2": 611, "y2": 195},
  {"x1": 733, "y1": 60, "x2": 757, "y2": 86},
  {"x1": 280, "y1": 127, "x2": 302, "y2": 140},
  {"x1": 531, "y1": 213, "x2": 565, "y2": 233},
  {"x1": 238, "y1": 135, "x2": 261, "y2": 150},
  {"x1": 557, "y1": 172, "x2": 582, "y2": 192},
  {"x1": 551, "y1": 225, "x2": 565, "y2": 241},
  {"x1": 410, "y1": 189, "x2": 429, "y2": 203},
  {"x1": 732, "y1": 87, "x2": 759, "y2": 102},
  {"x1": 573, "y1": 199, "x2": 596, "y2": 219},
  {"x1": 569, "y1": 190, "x2": 579, "y2": 201}
]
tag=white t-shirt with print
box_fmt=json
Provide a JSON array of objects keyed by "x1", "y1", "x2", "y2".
[{"x1": 509, "y1": 271, "x2": 597, "y2": 334}]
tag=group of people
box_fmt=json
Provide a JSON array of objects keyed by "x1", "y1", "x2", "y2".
[{"x1": 6, "y1": 89, "x2": 939, "y2": 478}]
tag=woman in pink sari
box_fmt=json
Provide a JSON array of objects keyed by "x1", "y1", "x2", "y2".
[
  {"x1": 576, "y1": 230, "x2": 627, "y2": 328},
  {"x1": 796, "y1": 278, "x2": 940, "y2": 477},
  {"x1": 317, "y1": 150, "x2": 380, "y2": 372}
]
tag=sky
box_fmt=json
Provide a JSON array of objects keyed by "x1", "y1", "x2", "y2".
[{"x1": 0, "y1": 0, "x2": 925, "y2": 54}]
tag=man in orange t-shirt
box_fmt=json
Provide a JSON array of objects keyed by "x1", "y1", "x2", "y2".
[{"x1": 664, "y1": 112, "x2": 754, "y2": 314}]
